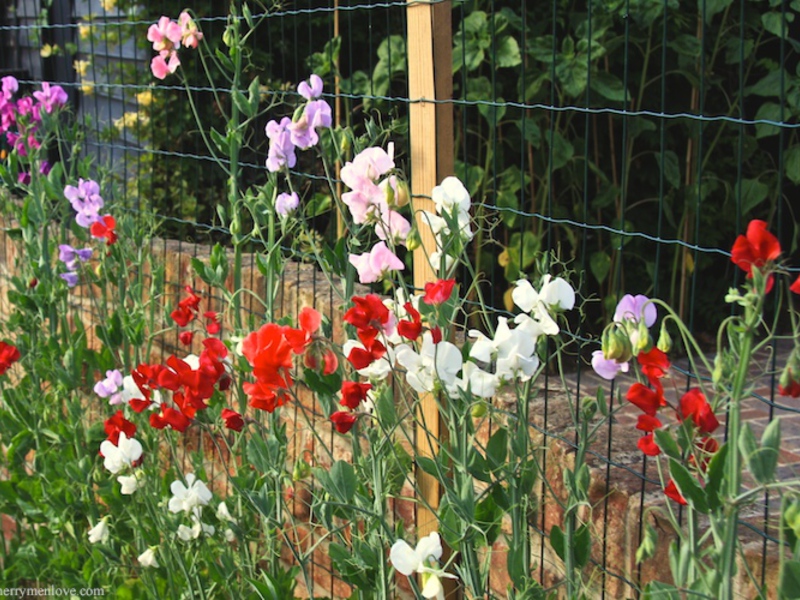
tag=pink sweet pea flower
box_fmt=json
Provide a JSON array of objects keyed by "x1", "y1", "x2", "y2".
[
  {"x1": 151, "y1": 51, "x2": 180, "y2": 80},
  {"x1": 591, "y1": 350, "x2": 629, "y2": 380},
  {"x1": 33, "y1": 82, "x2": 68, "y2": 113},
  {"x1": 374, "y1": 206, "x2": 411, "y2": 246},
  {"x1": 341, "y1": 146, "x2": 395, "y2": 190},
  {"x1": 1, "y1": 75, "x2": 18, "y2": 100},
  {"x1": 349, "y1": 241, "x2": 404, "y2": 284},
  {"x1": 147, "y1": 16, "x2": 182, "y2": 53},
  {"x1": 178, "y1": 12, "x2": 203, "y2": 49},
  {"x1": 265, "y1": 117, "x2": 297, "y2": 172}
]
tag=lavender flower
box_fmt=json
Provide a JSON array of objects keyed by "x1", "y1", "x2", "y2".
[
  {"x1": 265, "y1": 117, "x2": 297, "y2": 173},
  {"x1": 64, "y1": 179, "x2": 104, "y2": 227},
  {"x1": 275, "y1": 192, "x2": 299, "y2": 216}
]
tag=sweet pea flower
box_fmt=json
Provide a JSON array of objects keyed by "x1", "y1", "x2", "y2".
[
  {"x1": 64, "y1": 178, "x2": 104, "y2": 227},
  {"x1": 151, "y1": 51, "x2": 181, "y2": 80},
  {"x1": 395, "y1": 332, "x2": 462, "y2": 395},
  {"x1": 178, "y1": 11, "x2": 203, "y2": 48},
  {"x1": 591, "y1": 350, "x2": 629, "y2": 380},
  {"x1": 58, "y1": 244, "x2": 93, "y2": 271},
  {"x1": 431, "y1": 176, "x2": 471, "y2": 216},
  {"x1": 340, "y1": 145, "x2": 395, "y2": 191},
  {"x1": 374, "y1": 205, "x2": 411, "y2": 245},
  {"x1": 60, "y1": 272, "x2": 79, "y2": 288},
  {"x1": 288, "y1": 99, "x2": 332, "y2": 149},
  {"x1": 342, "y1": 339, "x2": 395, "y2": 380},
  {"x1": 94, "y1": 369, "x2": 123, "y2": 404},
  {"x1": 614, "y1": 294, "x2": 656, "y2": 327},
  {"x1": 349, "y1": 241, "x2": 404, "y2": 284},
  {"x1": 87, "y1": 517, "x2": 110, "y2": 544},
  {"x1": 298, "y1": 74, "x2": 324, "y2": 100},
  {"x1": 275, "y1": 191, "x2": 299, "y2": 216},
  {"x1": 168, "y1": 473, "x2": 212, "y2": 514},
  {"x1": 147, "y1": 16, "x2": 182, "y2": 53},
  {"x1": 99, "y1": 432, "x2": 143, "y2": 474},
  {"x1": 177, "y1": 518, "x2": 215, "y2": 541},
  {"x1": 390, "y1": 532, "x2": 457, "y2": 600},
  {"x1": 32, "y1": 82, "x2": 68, "y2": 113},
  {"x1": 1, "y1": 75, "x2": 18, "y2": 100},
  {"x1": 138, "y1": 547, "x2": 159, "y2": 568},
  {"x1": 117, "y1": 472, "x2": 141, "y2": 495},
  {"x1": 265, "y1": 117, "x2": 297, "y2": 172},
  {"x1": 458, "y1": 361, "x2": 499, "y2": 398}
]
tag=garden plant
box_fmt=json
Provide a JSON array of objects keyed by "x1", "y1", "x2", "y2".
[{"x1": 1, "y1": 3, "x2": 800, "y2": 599}]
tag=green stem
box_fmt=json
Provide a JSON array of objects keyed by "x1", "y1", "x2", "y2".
[{"x1": 228, "y1": 1, "x2": 244, "y2": 329}]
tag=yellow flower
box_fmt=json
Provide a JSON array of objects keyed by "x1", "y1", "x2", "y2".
[
  {"x1": 100, "y1": 0, "x2": 117, "y2": 10},
  {"x1": 81, "y1": 82, "x2": 95, "y2": 95},
  {"x1": 73, "y1": 59, "x2": 91, "y2": 77},
  {"x1": 79, "y1": 23, "x2": 92, "y2": 40},
  {"x1": 40, "y1": 44, "x2": 58, "y2": 58},
  {"x1": 135, "y1": 90, "x2": 153, "y2": 107},
  {"x1": 114, "y1": 111, "x2": 149, "y2": 130}
]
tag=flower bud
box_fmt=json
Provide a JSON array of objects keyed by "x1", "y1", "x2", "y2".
[
  {"x1": 602, "y1": 324, "x2": 633, "y2": 363},
  {"x1": 635, "y1": 319, "x2": 653, "y2": 354},
  {"x1": 581, "y1": 397, "x2": 598, "y2": 420},
  {"x1": 779, "y1": 350, "x2": 800, "y2": 397},
  {"x1": 394, "y1": 180, "x2": 410, "y2": 208},
  {"x1": 471, "y1": 400, "x2": 488, "y2": 418},
  {"x1": 405, "y1": 227, "x2": 421, "y2": 252},
  {"x1": 222, "y1": 25, "x2": 235, "y2": 47},
  {"x1": 657, "y1": 322, "x2": 672, "y2": 353},
  {"x1": 292, "y1": 459, "x2": 311, "y2": 481}
]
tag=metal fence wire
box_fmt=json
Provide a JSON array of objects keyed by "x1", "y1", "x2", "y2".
[{"x1": 2, "y1": 0, "x2": 800, "y2": 597}]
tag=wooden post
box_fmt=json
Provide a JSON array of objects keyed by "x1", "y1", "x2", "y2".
[{"x1": 407, "y1": 0, "x2": 453, "y2": 548}]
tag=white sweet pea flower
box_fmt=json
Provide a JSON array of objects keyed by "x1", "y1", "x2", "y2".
[
  {"x1": 99, "y1": 432, "x2": 143, "y2": 474},
  {"x1": 224, "y1": 528, "x2": 236, "y2": 543},
  {"x1": 118, "y1": 374, "x2": 162, "y2": 407},
  {"x1": 117, "y1": 470, "x2": 143, "y2": 495},
  {"x1": 390, "y1": 532, "x2": 457, "y2": 600},
  {"x1": 395, "y1": 332, "x2": 462, "y2": 394},
  {"x1": 137, "y1": 547, "x2": 159, "y2": 568},
  {"x1": 216, "y1": 501, "x2": 236, "y2": 523},
  {"x1": 168, "y1": 473, "x2": 212, "y2": 514},
  {"x1": 513, "y1": 276, "x2": 575, "y2": 313},
  {"x1": 432, "y1": 176, "x2": 471, "y2": 215},
  {"x1": 176, "y1": 518, "x2": 215, "y2": 541},
  {"x1": 87, "y1": 517, "x2": 109, "y2": 544},
  {"x1": 457, "y1": 361, "x2": 499, "y2": 398}
]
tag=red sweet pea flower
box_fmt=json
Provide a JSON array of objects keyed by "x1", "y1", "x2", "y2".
[
  {"x1": 204, "y1": 311, "x2": 221, "y2": 335},
  {"x1": 330, "y1": 411, "x2": 357, "y2": 434},
  {"x1": 397, "y1": 302, "x2": 422, "y2": 340},
  {"x1": 690, "y1": 436, "x2": 719, "y2": 472},
  {"x1": 347, "y1": 339, "x2": 386, "y2": 370},
  {"x1": 637, "y1": 433, "x2": 660, "y2": 456},
  {"x1": 221, "y1": 408, "x2": 244, "y2": 432},
  {"x1": 243, "y1": 380, "x2": 289, "y2": 412},
  {"x1": 284, "y1": 307, "x2": 322, "y2": 354},
  {"x1": 304, "y1": 348, "x2": 339, "y2": 375},
  {"x1": 340, "y1": 381, "x2": 372, "y2": 410},
  {"x1": 664, "y1": 480, "x2": 687, "y2": 505},
  {"x1": 791, "y1": 274, "x2": 800, "y2": 295},
  {"x1": 637, "y1": 348, "x2": 670, "y2": 388},
  {"x1": 171, "y1": 286, "x2": 201, "y2": 327},
  {"x1": 0, "y1": 341, "x2": 21, "y2": 375},
  {"x1": 422, "y1": 279, "x2": 456, "y2": 305},
  {"x1": 90, "y1": 214, "x2": 118, "y2": 245},
  {"x1": 635, "y1": 414, "x2": 662, "y2": 432},
  {"x1": 104, "y1": 410, "x2": 136, "y2": 445},
  {"x1": 344, "y1": 294, "x2": 390, "y2": 347},
  {"x1": 179, "y1": 331, "x2": 194, "y2": 346},
  {"x1": 150, "y1": 406, "x2": 191, "y2": 432},
  {"x1": 679, "y1": 388, "x2": 719, "y2": 434},
  {"x1": 730, "y1": 219, "x2": 781, "y2": 293},
  {"x1": 626, "y1": 382, "x2": 663, "y2": 417},
  {"x1": 430, "y1": 326, "x2": 443, "y2": 344}
]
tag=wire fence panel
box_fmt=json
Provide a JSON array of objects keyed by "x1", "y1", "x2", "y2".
[{"x1": 2, "y1": 0, "x2": 799, "y2": 597}]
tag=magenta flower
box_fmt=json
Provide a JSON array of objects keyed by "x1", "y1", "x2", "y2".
[
  {"x1": 349, "y1": 241, "x2": 404, "y2": 284},
  {"x1": 64, "y1": 178, "x2": 104, "y2": 227},
  {"x1": 39, "y1": 161, "x2": 51, "y2": 175},
  {"x1": 1, "y1": 76, "x2": 18, "y2": 100},
  {"x1": 33, "y1": 82, "x2": 68, "y2": 114},
  {"x1": 265, "y1": 117, "x2": 297, "y2": 172},
  {"x1": 275, "y1": 192, "x2": 299, "y2": 216},
  {"x1": 17, "y1": 172, "x2": 30, "y2": 185},
  {"x1": 297, "y1": 74, "x2": 324, "y2": 100}
]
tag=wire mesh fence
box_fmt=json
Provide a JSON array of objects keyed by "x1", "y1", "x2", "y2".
[{"x1": 2, "y1": 0, "x2": 799, "y2": 597}]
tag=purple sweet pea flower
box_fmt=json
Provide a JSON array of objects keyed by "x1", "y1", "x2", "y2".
[
  {"x1": 613, "y1": 294, "x2": 656, "y2": 327},
  {"x1": 94, "y1": 369, "x2": 124, "y2": 404},
  {"x1": 39, "y1": 161, "x2": 52, "y2": 175},
  {"x1": 17, "y1": 172, "x2": 30, "y2": 185},
  {"x1": 591, "y1": 350, "x2": 629, "y2": 381},
  {"x1": 33, "y1": 82, "x2": 68, "y2": 114},
  {"x1": 297, "y1": 74, "x2": 324, "y2": 100},
  {"x1": 60, "y1": 272, "x2": 79, "y2": 288},
  {"x1": 288, "y1": 99, "x2": 332, "y2": 150},
  {"x1": 265, "y1": 117, "x2": 297, "y2": 173},
  {"x1": 64, "y1": 178, "x2": 104, "y2": 227},
  {"x1": 275, "y1": 192, "x2": 299, "y2": 216},
  {"x1": 58, "y1": 244, "x2": 92, "y2": 270}
]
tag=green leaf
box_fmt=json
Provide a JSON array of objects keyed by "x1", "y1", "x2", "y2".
[
  {"x1": 669, "y1": 458, "x2": 709, "y2": 513},
  {"x1": 317, "y1": 461, "x2": 357, "y2": 503},
  {"x1": 785, "y1": 145, "x2": 800, "y2": 185},
  {"x1": 416, "y1": 456, "x2": 440, "y2": 478},
  {"x1": 574, "y1": 523, "x2": 591, "y2": 568},
  {"x1": 642, "y1": 581, "x2": 682, "y2": 600},
  {"x1": 210, "y1": 127, "x2": 228, "y2": 154},
  {"x1": 590, "y1": 251, "x2": 612, "y2": 284},
  {"x1": 636, "y1": 521, "x2": 658, "y2": 563},
  {"x1": 735, "y1": 178, "x2": 769, "y2": 216},
  {"x1": 745, "y1": 69, "x2": 789, "y2": 98},
  {"x1": 589, "y1": 71, "x2": 628, "y2": 102},
  {"x1": 232, "y1": 89, "x2": 254, "y2": 119},
  {"x1": 755, "y1": 102, "x2": 783, "y2": 139},
  {"x1": 247, "y1": 76, "x2": 261, "y2": 115},
  {"x1": 704, "y1": 442, "x2": 728, "y2": 511},
  {"x1": 549, "y1": 524, "x2": 566, "y2": 562},
  {"x1": 656, "y1": 150, "x2": 681, "y2": 189},
  {"x1": 546, "y1": 130, "x2": 574, "y2": 171},
  {"x1": 496, "y1": 35, "x2": 521, "y2": 68},
  {"x1": 781, "y1": 560, "x2": 800, "y2": 599},
  {"x1": 763, "y1": 12, "x2": 794, "y2": 40},
  {"x1": 486, "y1": 427, "x2": 508, "y2": 472},
  {"x1": 701, "y1": 0, "x2": 734, "y2": 24},
  {"x1": 740, "y1": 421, "x2": 780, "y2": 485},
  {"x1": 556, "y1": 56, "x2": 588, "y2": 98}
]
